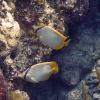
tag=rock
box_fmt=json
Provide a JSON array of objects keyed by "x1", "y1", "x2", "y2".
[
  {"x1": 8, "y1": 90, "x2": 29, "y2": 100},
  {"x1": 47, "y1": 0, "x2": 89, "y2": 23},
  {"x1": 51, "y1": 15, "x2": 100, "y2": 86},
  {"x1": 0, "y1": 40, "x2": 6, "y2": 52},
  {"x1": 68, "y1": 89, "x2": 82, "y2": 100},
  {"x1": 0, "y1": 0, "x2": 99, "y2": 100},
  {"x1": 7, "y1": 38, "x2": 18, "y2": 47},
  {"x1": 85, "y1": 75, "x2": 99, "y2": 89},
  {"x1": 4, "y1": 55, "x2": 14, "y2": 65},
  {"x1": 0, "y1": 0, "x2": 21, "y2": 47},
  {"x1": 96, "y1": 59, "x2": 100, "y2": 67},
  {"x1": 0, "y1": 34, "x2": 8, "y2": 48},
  {"x1": 11, "y1": 36, "x2": 52, "y2": 71},
  {"x1": 0, "y1": 69, "x2": 8, "y2": 100},
  {"x1": 15, "y1": 0, "x2": 41, "y2": 26},
  {"x1": 93, "y1": 89, "x2": 100, "y2": 99},
  {"x1": 61, "y1": 67, "x2": 81, "y2": 86}
]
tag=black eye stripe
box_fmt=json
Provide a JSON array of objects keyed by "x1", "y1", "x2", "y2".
[{"x1": 24, "y1": 68, "x2": 31, "y2": 79}]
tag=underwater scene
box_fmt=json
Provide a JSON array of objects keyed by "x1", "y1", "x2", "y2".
[{"x1": 0, "y1": 0, "x2": 100, "y2": 100}]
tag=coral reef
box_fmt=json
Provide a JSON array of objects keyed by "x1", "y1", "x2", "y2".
[
  {"x1": 47, "y1": 0, "x2": 89, "y2": 23},
  {"x1": 0, "y1": 0, "x2": 100, "y2": 100},
  {"x1": 67, "y1": 59, "x2": 100, "y2": 100},
  {"x1": 0, "y1": 0, "x2": 21, "y2": 47},
  {"x1": 15, "y1": 0, "x2": 40, "y2": 26},
  {"x1": 13, "y1": 36, "x2": 52, "y2": 71},
  {"x1": 51, "y1": 0, "x2": 100, "y2": 86}
]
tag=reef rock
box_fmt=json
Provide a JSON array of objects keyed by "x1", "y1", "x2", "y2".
[
  {"x1": 47, "y1": 0, "x2": 89, "y2": 23},
  {"x1": 8, "y1": 90, "x2": 29, "y2": 100},
  {"x1": 0, "y1": 0, "x2": 21, "y2": 47},
  {"x1": 51, "y1": 0, "x2": 100, "y2": 86},
  {"x1": 0, "y1": 69, "x2": 8, "y2": 100}
]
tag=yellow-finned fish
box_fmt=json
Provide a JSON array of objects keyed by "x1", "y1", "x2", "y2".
[{"x1": 18, "y1": 61, "x2": 58, "y2": 83}]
